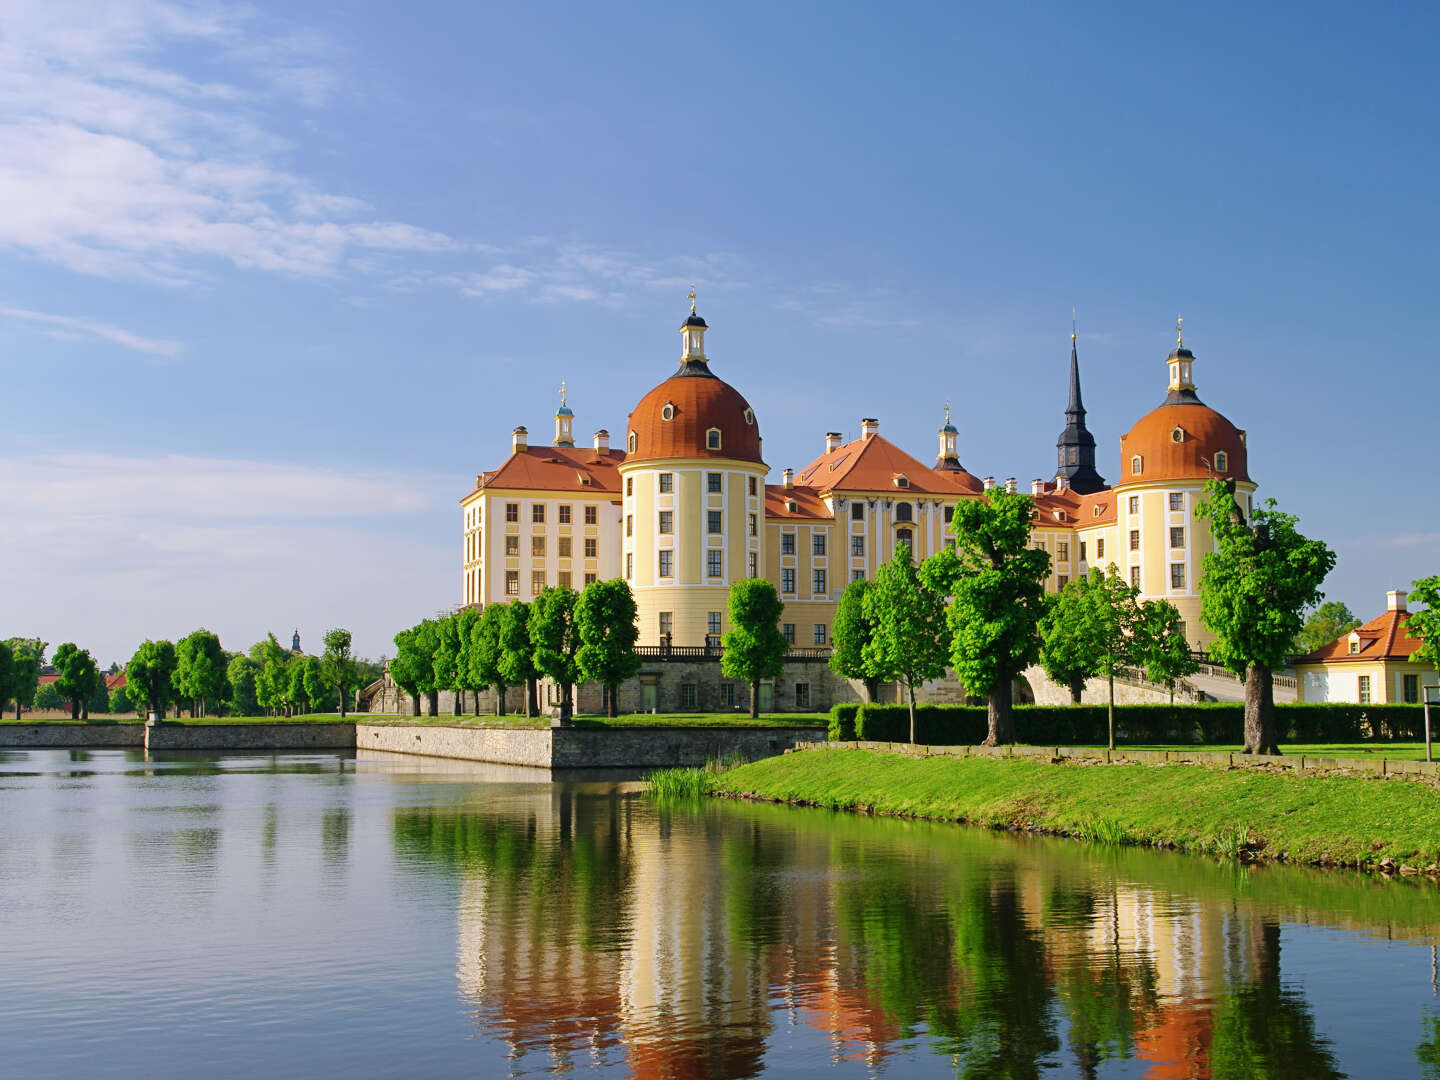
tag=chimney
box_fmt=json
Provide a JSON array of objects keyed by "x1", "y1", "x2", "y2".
[
  {"x1": 1055, "y1": 475, "x2": 1069, "y2": 491},
  {"x1": 475, "y1": 474, "x2": 483, "y2": 489},
  {"x1": 982, "y1": 476, "x2": 996, "y2": 491},
  {"x1": 593, "y1": 429, "x2": 610, "y2": 454},
  {"x1": 1388, "y1": 589, "x2": 1408, "y2": 612},
  {"x1": 512, "y1": 426, "x2": 528, "y2": 452},
  {"x1": 860, "y1": 418, "x2": 879, "y2": 440},
  {"x1": 825, "y1": 431, "x2": 843, "y2": 453},
  {"x1": 1004, "y1": 477, "x2": 1017, "y2": 493},
  {"x1": 1031, "y1": 479, "x2": 1045, "y2": 496},
  {"x1": 782, "y1": 468, "x2": 794, "y2": 489}
]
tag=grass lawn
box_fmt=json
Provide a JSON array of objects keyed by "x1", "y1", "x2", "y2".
[
  {"x1": 712, "y1": 748, "x2": 1440, "y2": 870},
  {"x1": 1074, "y1": 742, "x2": 1438, "y2": 761}
]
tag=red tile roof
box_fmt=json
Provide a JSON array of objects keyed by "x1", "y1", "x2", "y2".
[
  {"x1": 793, "y1": 434, "x2": 983, "y2": 497},
  {"x1": 764, "y1": 485, "x2": 832, "y2": 520},
  {"x1": 468, "y1": 446, "x2": 626, "y2": 498},
  {"x1": 1031, "y1": 482, "x2": 1116, "y2": 528},
  {"x1": 1297, "y1": 608, "x2": 1425, "y2": 664}
]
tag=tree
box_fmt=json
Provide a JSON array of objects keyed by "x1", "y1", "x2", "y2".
[
  {"x1": 0, "y1": 641, "x2": 12, "y2": 719},
  {"x1": 250, "y1": 633, "x2": 292, "y2": 716},
  {"x1": 1296, "y1": 601, "x2": 1361, "y2": 655},
  {"x1": 497, "y1": 603, "x2": 540, "y2": 717},
  {"x1": 87, "y1": 675, "x2": 111, "y2": 717},
  {"x1": 226, "y1": 655, "x2": 260, "y2": 716},
  {"x1": 4, "y1": 638, "x2": 46, "y2": 720},
  {"x1": 53, "y1": 642, "x2": 101, "y2": 720},
  {"x1": 174, "y1": 629, "x2": 228, "y2": 718},
  {"x1": 285, "y1": 659, "x2": 310, "y2": 714},
  {"x1": 389, "y1": 627, "x2": 426, "y2": 716},
  {"x1": 412, "y1": 619, "x2": 441, "y2": 716},
  {"x1": 35, "y1": 681, "x2": 64, "y2": 711},
  {"x1": 302, "y1": 655, "x2": 333, "y2": 712},
  {"x1": 721, "y1": 579, "x2": 789, "y2": 719},
  {"x1": 947, "y1": 491, "x2": 1051, "y2": 746},
  {"x1": 469, "y1": 605, "x2": 509, "y2": 715},
  {"x1": 1038, "y1": 586, "x2": 1091, "y2": 705},
  {"x1": 431, "y1": 615, "x2": 464, "y2": 716},
  {"x1": 860, "y1": 544, "x2": 949, "y2": 741},
  {"x1": 831, "y1": 578, "x2": 882, "y2": 703},
  {"x1": 532, "y1": 586, "x2": 582, "y2": 722},
  {"x1": 322, "y1": 628, "x2": 358, "y2": 717},
  {"x1": 1085, "y1": 567, "x2": 1144, "y2": 750},
  {"x1": 1196, "y1": 478, "x2": 1335, "y2": 755},
  {"x1": 126, "y1": 639, "x2": 178, "y2": 718},
  {"x1": 108, "y1": 686, "x2": 134, "y2": 715},
  {"x1": 575, "y1": 579, "x2": 641, "y2": 718},
  {"x1": 1135, "y1": 599, "x2": 1199, "y2": 704},
  {"x1": 1407, "y1": 576, "x2": 1440, "y2": 689},
  {"x1": 452, "y1": 609, "x2": 482, "y2": 714}
]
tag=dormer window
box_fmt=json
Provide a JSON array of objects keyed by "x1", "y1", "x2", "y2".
[
  {"x1": 743, "y1": 408, "x2": 754, "y2": 425},
  {"x1": 1213, "y1": 450, "x2": 1229, "y2": 472},
  {"x1": 787, "y1": 500, "x2": 798, "y2": 513},
  {"x1": 1092, "y1": 504, "x2": 1103, "y2": 518},
  {"x1": 893, "y1": 474, "x2": 910, "y2": 489},
  {"x1": 1053, "y1": 510, "x2": 1067, "y2": 522},
  {"x1": 1171, "y1": 427, "x2": 1185, "y2": 443},
  {"x1": 1347, "y1": 634, "x2": 1360, "y2": 656},
  {"x1": 627, "y1": 431, "x2": 637, "y2": 453},
  {"x1": 706, "y1": 427, "x2": 722, "y2": 450},
  {"x1": 661, "y1": 402, "x2": 675, "y2": 422},
  {"x1": 1131, "y1": 455, "x2": 1143, "y2": 476}
]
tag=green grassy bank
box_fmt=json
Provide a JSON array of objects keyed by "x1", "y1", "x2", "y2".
[{"x1": 711, "y1": 749, "x2": 1440, "y2": 871}]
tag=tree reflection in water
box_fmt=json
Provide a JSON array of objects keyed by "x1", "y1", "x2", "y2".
[{"x1": 393, "y1": 788, "x2": 1422, "y2": 1079}]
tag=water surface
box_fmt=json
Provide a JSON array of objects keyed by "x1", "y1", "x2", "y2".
[{"x1": 1, "y1": 748, "x2": 1437, "y2": 1078}]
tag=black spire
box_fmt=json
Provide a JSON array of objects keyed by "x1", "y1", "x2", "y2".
[{"x1": 1054, "y1": 330, "x2": 1107, "y2": 494}]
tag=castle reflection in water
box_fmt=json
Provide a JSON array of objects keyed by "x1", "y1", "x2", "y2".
[{"x1": 391, "y1": 777, "x2": 1431, "y2": 1079}]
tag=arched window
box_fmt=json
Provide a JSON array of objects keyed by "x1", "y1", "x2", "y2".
[
  {"x1": 1213, "y1": 450, "x2": 1229, "y2": 472},
  {"x1": 895, "y1": 502, "x2": 912, "y2": 522},
  {"x1": 743, "y1": 408, "x2": 754, "y2": 425},
  {"x1": 661, "y1": 402, "x2": 675, "y2": 421},
  {"x1": 706, "y1": 427, "x2": 722, "y2": 450},
  {"x1": 1130, "y1": 455, "x2": 1143, "y2": 476},
  {"x1": 1171, "y1": 426, "x2": 1185, "y2": 443},
  {"x1": 627, "y1": 431, "x2": 637, "y2": 453},
  {"x1": 896, "y1": 528, "x2": 913, "y2": 548}
]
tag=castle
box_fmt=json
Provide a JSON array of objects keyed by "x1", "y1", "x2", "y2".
[{"x1": 457, "y1": 300, "x2": 1255, "y2": 710}]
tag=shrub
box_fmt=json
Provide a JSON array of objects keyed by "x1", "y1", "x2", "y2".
[{"x1": 828, "y1": 703, "x2": 859, "y2": 742}]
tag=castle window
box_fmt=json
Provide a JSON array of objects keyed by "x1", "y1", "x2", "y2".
[
  {"x1": 625, "y1": 553, "x2": 633, "y2": 578},
  {"x1": 1348, "y1": 636, "x2": 1360, "y2": 656},
  {"x1": 1130, "y1": 566, "x2": 1140, "y2": 588},
  {"x1": 782, "y1": 623, "x2": 795, "y2": 644},
  {"x1": 1096, "y1": 538, "x2": 1105, "y2": 558},
  {"x1": 813, "y1": 569, "x2": 827, "y2": 596},
  {"x1": 1169, "y1": 492, "x2": 1184, "y2": 511},
  {"x1": 505, "y1": 535, "x2": 519, "y2": 556},
  {"x1": 813, "y1": 534, "x2": 826, "y2": 556},
  {"x1": 748, "y1": 552, "x2": 758, "y2": 577},
  {"x1": 781, "y1": 533, "x2": 795, "y2": 555},
  {"x1": 558, "y1": 572, "x2": 571, "y2": 589},
  {"x1": 558, "y1": 505, "x2": 571, "y2": 524},
  {"x1": 1171, "y1": 427, "x2": 1185, "y2": 443},
  {"x1": 787, "y1": 500, "x2": 798, "y2": 513},
  {"x1": 1214, "y1": 450, "x2": 1229, "y2": 472},
  {"x1": 707, "y1": 550, "x2": 723, "y2": 577},
  {"x1": 1358, "y1": 675, "x2": 1371, "y2": 704},
  {"x1": 894, "y1": 474, "x2": 910, "y2": 488},
  {"x1": 531, "y1": 536, "x2": 545, "y2": 556},
  {"x1": 708, "y1": 611, "x2": 723, "y2": 636},
  {"x1": 558, "y1": 537, "x2": 571, "y2": 557},
  {"x1": 505, "y1": 571, "x2": 519, "y2": 595},
  {"x1": 1131, "y1": 455, "x2": 1143, "y2": 476},
  {"x1": 895, "y1": 502, "x2": 912, "y2": 522},
  {"x1": 532, "y1": 504, "x2": 545, "y2": 523},
  {"x1": 812, "y1": 623, "x2": 827, "y2": 645},
  {"x1": 896, "y1": 528, "x2": 913, "y2": 548},
  {"x1": 851, "y1": 536, "x2": 864, "y2": 557},
  {"x1": 1067, "y1": 448, "x2": 1078, "y2": 465},
  {"x1": 853, "y1": 569, "x2": 865, "y2": 582},
  {"x1": 626, "y1": 478, "x2": 633, "y2": 496},
  {"x1": 1058, "y1": 575, "x2": 1069, "y2": 589},
  {"x1": 743, "y1": 408, "x2": 754, "y2": 425},
  {"x1": 851, "y1": 502, "x2": 865, "y2": 521},
  {"x1": 707, "y1": 472, "x2": 722, "y2": 493},
  {"x1": 584, "y1": 506, "x2": 597, "y2": 525},
  {"x1": 584, "y1": 572, "x2": 597, "y2": 586},
  {"x1": 680, "y1": 684, "x2": 697, "y2": 710},
  {"x1": 749, "y1": 514, "x2": 758, "y2": 537},
  {"x1": 1129, "y1": 529, "x2": 1140, "y2": 551},
  {"x1": 531, "y1": 570, "x2": 545, "y2": 595},
  {"x1": 1128, "y1": 496, "x2": 1139, "y2": 514},
  {"x1": 628, "y1": 431, "x2": 637, "y2": 453},
  {"x1": 1057, "y1": 542, "x2": 1069, "y2": 561},
  {"x1": 658, "y1": 550, "x2": 673, "y2": 577},
  {"x1": 794, "y1": 683, "x2": 810, "y2": 708},
  {"x1": 1170, "y1": 526, "x2": 1185, "y2": 548},
  {"x1": 659, "y1": 612, "x2": 672, "y2": 636},
  {"x1": 661, "y1": 402, "x2": 675, "y2": 421},
  {"x1": 505, "y1": 503, "x2": 519, "y2": 523},
  {"x1": 584, "y1": 538, "x2": 597, "y2": 558},
  {"x1": 1170, "y1": 563, "x2": 1185, "y2": 589},
  {"x1": 659, "y1": 511, "x2": 673, "y2": 534},
  {"x1": 708, "y1": 510, "x2": 723, "y2": 534},
  {"x1": 659, "y1": 472, "x2": 673, "y2": 493},
  {"x1": 706, "y1": 427, "x2": 721, "y2": 450},
  {"x1": 782, "y1": 568, "x2": 796, "y2": 593},
  {"x1": 626, "y1": 515, "x2": 633, "y2": 537}
]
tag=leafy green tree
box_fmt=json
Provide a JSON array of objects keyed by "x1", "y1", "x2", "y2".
[
  {"x1": 860, "y1": 543, "x2": 948, "y2": 741},
  {"x1": 285, "y1": 659, "x2": 310, "y2": 713},
  {"x1": 226, "y1": 655, "x2": 260, "y2": 716},
  {"x1": 300, "y1": 655, "x2": 332, "y2": 712},
  {"x1": 322, "y1": 628, "x2": 358, "y2": 717},
  {"x1": 830, "y1": 578, "x2": 882, "y2": 703},
  {"x1": 35, "y1": 681, "x2": 64, "y2": 711},
  {"x1": 469, "y1": 605, "x2": 509, "y2": 715},
  {"x1": 532, "y1": 587, "x2": 582, "y2": 722},
  {"x1": 53, "y1": 642, "x2": 101, "y2": 720},
  {"x1": 389, "y1": 626, "x2": 426, "y2": 716},
  {"x1": 87, "y1": 674, "x2": 111, "y2": 716},
  {"x1": 0, "y1": 641, "x2": 12, "y2": 719},
  {"x1": 497, "y1": 603, "x2": 540, "y2": 717},
  {"x1": 431, "y1": 615, "x2": 464, "y2": 716},
  {"x1": 3, "y1": 638, "x2": 46, "y2": 720},
  {"x1": 1038, "y1": 586, "x2": 1091, "y2": 705},
  {"x1": 413, "y1": 619, "x2": 442, "y2": 716},
  {"x1": 108, "y1": 685, "x2": 134, "y2": 714},
  {"x1": 257, "y1": 659, "x2": 288, "y2": 716},
  {"x1": 126, "y1": 639, "x2": 178, "y2": 718},
  {"x1": 174, "y1": 629, "x2": 228, "y2": 718},
  {"x1": 947, "y1": 491, "x2": 1051, "y2": 746},
  {"x1": 1196, "y1": 478, "x2": 1335, "y2": 755},
  {"x1": 575, "y1": 579, "x2": 640, "y2": 718},
  {"x1": 1135, "y1": 598, "x2": 1200, "y2": 704},
  {"x1": 1087, "y1": 567, "x2": 1144, "y2": 750},
  {"x1": 721, "y1": 579, "x2": 789, "y2": 719},
  {"x1": 1406, "y1": 576, "x2": 1440, "y2": 691},
  {"x1": 1296, "y1": 600, "x2": 1361, "y2": 655},
  {"x1": 452, "y1": 609, "x2": 482, "y2": 714}
]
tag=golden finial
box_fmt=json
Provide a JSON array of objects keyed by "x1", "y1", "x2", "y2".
[
  {"x1": 688, "y1": 284, "x2": 696, "y2": 314},
  {"x1": 1071, "y1": 307, "x2": 1077, "y2": 342},
  {"x1": 558, "y1": 379, "x2": 567, "y2": 407},
  {"x1": 944, "y1": 400, "x2": 951, "y2": 424},
  {"x1": 1176, "y1": 315, "x2": 1184, "y2": 347}
]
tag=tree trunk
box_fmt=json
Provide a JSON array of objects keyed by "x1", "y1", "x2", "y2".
[
  {"x1": 473, "y1": 690, "x2": 480, "y2": 716},
  {"x1": 1107, "y1": 673, "x2": 1116, "y2": 751},
  {"x1": 496, "y1": 685, "x2": 507, "y2": 716},
  {"x1": 339, "y1": 687, "x2": 348, "y2": 719},
  {"x1": 526, "y1": 678, "x2": 538, "y2": 718},
  {"x1": 750, "y1": 679, "x2": 760, "y2": 719},
  {"x1": 864, "y1": 677, "x2": 881, "y2": 704},
  {"x1": 427, "y1": 691, "x2": 438, "y2": 717},
  {"x1": 607, "y1": 682, "x2": 619, "y2": 718},
  {"x1": 14, "y1": 702, "x2": 20, "y2": 720},
  {"x1": 410, "y1": 693, "x2": 420, "y2": 716},
  {"x1": 71, "y1": 698, "x2": 80, "y2": 720},
  {"x1": 560, "y1": 682, "x2": 573, "y2": 724},
  {"x1": 1069, "y1": 675, "x2": 1083, "y2": 705},
  {"x1": 452, "y1": 692, "x2": 462, "y2": 716},
  {"x1": 81, "y1": 700, "x2": 89, "y2": 721},
  {"x1": 984, "y1": 678, "x2": 1015, "y2": 745},
  {"x1": 907, "y1": 678, "x2": 918, "y2": 744},
  {"x1": 1242, "y1": 664, "x2": 1279, "y2": 754}
]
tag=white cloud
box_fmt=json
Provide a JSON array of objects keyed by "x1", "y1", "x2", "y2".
[
  {"x1": 0, "y1": 304, "x2": 182, "y2": 356},
  {"x1": 0, "y1": 0, "x2": 456, "y2": 284}
]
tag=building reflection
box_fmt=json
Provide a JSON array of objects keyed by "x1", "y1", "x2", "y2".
[{"x1": 393, "y1": 791, "x2": 1379, "y2": 1078}]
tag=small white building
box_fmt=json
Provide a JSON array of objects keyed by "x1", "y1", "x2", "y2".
[{"x1": 1295, "y1": 590, "x2": 1437, "y2": 704}]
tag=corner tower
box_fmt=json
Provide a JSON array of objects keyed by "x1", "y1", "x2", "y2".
[
  {"x1": 1054, "y1": 322, "x2": 1106, "y2": 494},
  {"x1": 617, "y1": 294, "x2": 767, "y2": 647}
]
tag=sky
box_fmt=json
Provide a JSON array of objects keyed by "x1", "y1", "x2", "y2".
[{"x1": 2, "y1": 0, "x2": 1437, "y2": 666}]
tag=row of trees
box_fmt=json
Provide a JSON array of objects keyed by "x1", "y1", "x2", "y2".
[{"x1": 389, "y1": 579, "x2": 641, "y2": 720}]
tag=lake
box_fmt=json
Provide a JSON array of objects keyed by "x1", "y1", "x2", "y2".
[{"x1": 0, "y1": 748, "x2": 1436, "y2": 1078}]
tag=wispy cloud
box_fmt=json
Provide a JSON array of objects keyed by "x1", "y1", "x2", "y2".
[
  {"x1": 0, "y1": 304, "x2": 182, "y2": 357},
  {"x1": 0, "y1": 0, "x2": 456, "y2": 285}
]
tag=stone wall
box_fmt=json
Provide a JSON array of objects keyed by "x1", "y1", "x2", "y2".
[
  {"x1": 144, "y1": 723, "x2": 356, "y2": 751},
  {"x1": 356, "y1": 724, "x2": 552, "y2": 766},
  {"x1": 0, "y1": 724, "x2": 145, "y2": 748},
  {"x1": 1022, "y1": 664, "x2": 1206, "y2": 707}
]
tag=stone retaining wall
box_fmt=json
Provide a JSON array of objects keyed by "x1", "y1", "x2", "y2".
[
  {"x1": 144, "y1": 723, "x2": 357, "y2": 751},
  {"x1": 808, "y1": 741, "x2": 1440, "y2": 777},
  {"x1": 0, "y1": 724, "x2": 145, "y2": 748},
  {"x1": 357, "y1": 725, "x2": 552, "y2": 767}
]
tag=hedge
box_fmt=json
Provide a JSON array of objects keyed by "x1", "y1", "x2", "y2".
[{"x1": 840, "y1": 702, "x2": 1431, "y2": 746}]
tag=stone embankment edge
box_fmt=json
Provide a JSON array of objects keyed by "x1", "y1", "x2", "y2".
[
  {"x1": 804, "y1": 740, "x2": 1440, "y2": 778},
  {"x1": 0, "y1": 724, "x2": 145, "y2": 748}
]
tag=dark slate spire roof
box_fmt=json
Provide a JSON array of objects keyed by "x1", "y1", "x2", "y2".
[{"x1": 1054, "y1": 333, "x2": 1107, "y2": 494}]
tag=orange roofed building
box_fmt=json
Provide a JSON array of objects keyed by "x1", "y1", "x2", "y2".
[
  {"x1": 1294, "y1": 590, "x2": 1438, "y2": 704},
  {"x1": 460, "y1": 304, "x2": 1256, "y2": 658}
]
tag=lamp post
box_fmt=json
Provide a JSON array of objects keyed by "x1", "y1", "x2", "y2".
[{"x1": 1424, "y1": 686, "x2": 1438, "y2": 764}]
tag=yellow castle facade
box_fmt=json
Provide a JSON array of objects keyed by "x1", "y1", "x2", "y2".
[{"x1": 460, "y1": 303, "x2": 1256, "y2": 653}]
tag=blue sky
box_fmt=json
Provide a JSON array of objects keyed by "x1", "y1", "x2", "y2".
[{"x1": 2, "y1": 0, "x2": 1435, "y2": 665}]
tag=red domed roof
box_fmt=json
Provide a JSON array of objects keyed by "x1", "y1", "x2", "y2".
[
  {"x1": 1118, "y1": 400, "x2": 1250, "y2": 486},
  {"x1": 625, "y1": 366, "x2": 763, "y2": 465}
]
